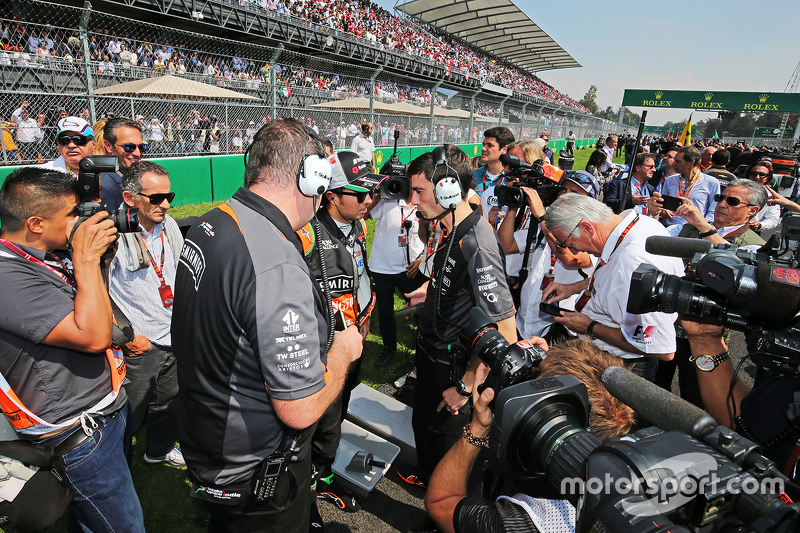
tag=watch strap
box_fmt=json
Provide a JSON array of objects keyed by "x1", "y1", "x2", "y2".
[
  {"x1": 586, "y1": 320, "x2": 600, "y2": 339},
  {"x1": 690, "y1": 350, "x2": 730, "y2": 370},
  {"x1": 699, "y1": 228, "x2": 717, "y2": 238},
  {"x1": 455, "y1": 380, "x2": 471, "y2": 397}
]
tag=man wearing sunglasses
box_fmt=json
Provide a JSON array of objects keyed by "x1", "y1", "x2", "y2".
[
  {"x1": 297, "y1": 151, "x2": 379, "y2": 513},
  {"x1": 542, "y1": 194, "x2": 684, "y2": 381},
  {"x1": 108, "y1": 161, "x2": 184, "y2": 468},
  {"x1": 674, "y1": 179, "x2": 766, "y2": 249},
  {"x1": 100, "y1": 117, "x2": 147, "y2": 211},
  {"x1": 40, "y1": 116, "x2": 95, "y2": 177}
]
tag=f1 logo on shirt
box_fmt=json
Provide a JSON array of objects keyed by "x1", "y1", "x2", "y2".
[
  {"x1": 283, "y1": 309, "x2": 300, "y2": 333},
  {"x1": 632, "y1": 325, "x2": 657, "y2": 342}
]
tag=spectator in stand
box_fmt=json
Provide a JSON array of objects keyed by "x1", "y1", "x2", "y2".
[
  {"x1": 148, "y1": 117, "x2": 165, "y2": 155},
  {"x1": 98, "y1": 54, "x2": 115, "y2": 75},
  {"x1": 0, "y1": 117, "x2": 19, "y2": 163}
]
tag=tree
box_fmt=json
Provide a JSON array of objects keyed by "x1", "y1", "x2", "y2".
[{"x1": 580, "y1": 85, "x2": 599, "y2": 115}]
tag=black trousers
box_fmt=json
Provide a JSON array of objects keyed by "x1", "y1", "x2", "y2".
[
  {"x1": 412, "y1": 344, "x2": 470, "y2": 485},
  {"x1": 122, "y1": 343, "x2": 179, "y2": 457},
  {"x1": 654, "y1": 338, "x2": 704, "y2": 408}
]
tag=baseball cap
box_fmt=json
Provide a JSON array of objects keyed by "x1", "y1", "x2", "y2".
[
  {"x1": 533, "y1": 138, "x2": 546, "y2": 149},
  {"x1": 57, "y1": 116, "x2": 94, "y2": 138},
  {"x1": 563, "y1": 170, "x2": 601, "y2": 199},
  {"x1": 329, "y1": 151, "x2": 384, "y2": 193}
]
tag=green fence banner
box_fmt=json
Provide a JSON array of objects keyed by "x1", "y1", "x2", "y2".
[
  {"x1": 753, "y1": 127, "x2": 794, "y2": 138},
  {"x1": 622, "y1": 90, "x2": 800, "y2": 113}
]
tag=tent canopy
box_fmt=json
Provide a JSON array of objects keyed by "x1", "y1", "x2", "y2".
[
  {"x1": 93, "y1": 75, "x2": 261, "y2": 100},
  {"x1": 396, "y1": 0, "x2": 580, "y2": 74}
]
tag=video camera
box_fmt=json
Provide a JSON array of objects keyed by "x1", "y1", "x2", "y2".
[
  {"x1": 627, "y1": 220, "x2": 800, "y2": 374},
  {"x1": 75, "y1": 156, "x2": 140, "y2": 233},
  {"x1": 463, "y1": 308, "x2": 799, "y2": 532},
  {"x1": 495, "y1": 155, "x2": 564, "y2": 209},
  {"x1": 378, "y1": 130, "x2": 410, "y2": 200}
]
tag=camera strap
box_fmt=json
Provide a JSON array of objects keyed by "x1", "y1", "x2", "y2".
[
  {"x1": 0, "y1": 239, "x2": 76, "y2": 291},
  {"x1": 518, "y1": 225, "x2": 545, "y2": 287}
]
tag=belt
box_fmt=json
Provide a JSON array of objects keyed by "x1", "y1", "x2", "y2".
[{"x1": 53, "y1": 409, "x2": 122, "y2": 457}]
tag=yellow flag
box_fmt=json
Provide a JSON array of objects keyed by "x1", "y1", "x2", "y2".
[{"x1": 677, "y1": 114, "x2": 692, "y2": 146}]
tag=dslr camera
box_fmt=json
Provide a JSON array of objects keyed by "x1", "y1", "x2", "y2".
[
  {"x1": 75, "y1": 156, "x2": 140, "y2": 233},
  {"x1": 495, "y1": 155, "x2": 564, "y2": 210}
]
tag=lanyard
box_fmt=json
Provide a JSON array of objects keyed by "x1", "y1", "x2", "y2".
[
  {"x1": 632, "y1": 181, "x2": 649, "y2": 215},
  {"x1": 678, "y1": 169, "x2": 700, "y2": 198},
  {"x1": 424, "y1": 221, "x2": 447, "y2": 274},
  {"x1": 0, "y1": 238, "x2": 76, "y2": 291},
  {"x1": 140, "y1": 232, "x2": 167, "y2": 285},
  {"x1": 400, "y1": 204, "x2": 417, "y2": 226},
  {"x1": 480, "y1": 168, "x2": 503, "y2": 192},
  {"x1": 575, "y1": 215, "x2": 639, "y2": 312}
]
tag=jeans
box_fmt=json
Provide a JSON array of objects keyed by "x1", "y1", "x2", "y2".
[
  {"x1": 41, "y1": 408, "x2": 145, "y2": 533},
  {"x1": 627, "y1": 357, "x2": 658, "y2": 383},
  {"x1": 123, "y1": 343, "x2": 180, "y2": 457},
  {"x1": 372, "y1": 271, "x2": 423, "y2": 352}
]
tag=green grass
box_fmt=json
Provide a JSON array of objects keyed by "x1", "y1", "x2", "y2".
[{"x1": 9, "y1": 146, "x2": 622, "y2": 533}]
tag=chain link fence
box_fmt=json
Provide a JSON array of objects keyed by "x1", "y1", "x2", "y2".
[{"x1": 1, "y1": 0, "x2": 616, "y2": 165}]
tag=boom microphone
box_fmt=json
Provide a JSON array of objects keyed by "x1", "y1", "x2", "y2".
[
  {"x1": 645, "y1": 236, "x2": 712, "y2": 258},
  {"x1": 499, "y1": 154, "x2": 532, "y2": 169},
  {"x1": 601, "y1": 366, "x2": 717, "y2": 439}
]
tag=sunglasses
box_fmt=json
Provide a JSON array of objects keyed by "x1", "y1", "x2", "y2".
[
  {"x1": 714, "y1": 194, "x2": 753, "y2": 207},
  {"x1": 556, "y1": 219, "x2": 582, "y2": 249},
  {"x1": 115, "y1": 142, "x2": 149, "y2": 153},
  {"x1": 340, "y1": 190, "x2": 372, "y2": 203},
  {"x1": 139, "y1": 192, "x2": 175, "y2": 205},
  {"x1": 748, "y1": 171, "x2": 769, "y2": 178},
  {"x1": 57, "y1": 135, "x2": 91, "y2": 147}
]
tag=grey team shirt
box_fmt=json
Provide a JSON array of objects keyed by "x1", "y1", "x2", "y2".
[{"x1": 172, "y1": 189, "x2": 327, "y2": 485}]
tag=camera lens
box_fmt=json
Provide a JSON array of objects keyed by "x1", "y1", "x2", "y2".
[{"x1": 111, "y1": 207, "x2": 140, "y2": 233}]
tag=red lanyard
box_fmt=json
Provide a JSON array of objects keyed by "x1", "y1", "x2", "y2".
[
  {"x1": 0, "y1": 238, "x2": 76, "y2": 291},
  {"x1": 140, "y1": 232, "x2": 167, "y2": 285},
  {"x1": 678, "y1": 169, "x2": 700, "y2": 198},
  {"x1": 424, "y1": 221, "x2": 448, "y2": 274},
  {"x1": 633, "y1": 181, "x2": 649, "y2": 215},
  {"x1": 575, "y1": 215, "x2": 639, "y2": 312}
]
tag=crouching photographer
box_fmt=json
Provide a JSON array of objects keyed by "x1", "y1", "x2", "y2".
[
  {"x1": 425, "y1": 328, "x2": 637, "y2": 533},
  {"x1": 0, "y1": 167, "x2": 145, "y2": 532}
]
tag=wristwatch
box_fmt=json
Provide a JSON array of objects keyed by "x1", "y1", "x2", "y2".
[
  {"x1": 454, "y1": 380, "x2": 471, "y2": 397},
  {"x1": 585, "y1": 320, "x2": 600, "y2": 340},
  {"x1": 690, "y1": 350, "x2": 730, "y2": 372}
]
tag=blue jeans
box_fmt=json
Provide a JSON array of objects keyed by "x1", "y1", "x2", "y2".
[
  {"x1": 42, "y1": 408, "x2": 145, "y2": 533},
  {"x1": 372, "y1": 271, "x2": 423, "y2": 352}
]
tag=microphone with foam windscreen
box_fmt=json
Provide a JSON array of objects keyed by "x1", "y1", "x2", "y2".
[
  {"x1": 499, "y1": 154, "x2": 532, "y2": 170},
  {"x1": 645, "y1": 235, "x2": 712, "y2": 258},
  {"x1": 601, "y1": 366, "x2": 718, "y2": 439}
]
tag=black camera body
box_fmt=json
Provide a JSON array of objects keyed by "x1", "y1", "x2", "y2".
[
  {"x1": 495, "y1": 157, "x2": 563, "y2": 210},
  {"x1": 378, "y1": 130, "x2": 410, "y2": 200},
  {"x1": 76, "y1": 156, "x2": 139, "y2": 233}
]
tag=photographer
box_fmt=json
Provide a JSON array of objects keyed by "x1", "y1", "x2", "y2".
[
  {"x1": 680, "y1": 317, "x2": 800, "y2": 481},
  {"x1": 0, "y1": 168, "x2": 145, "y2": 531},
  {"x1": 425, "y1": 339, "x2": 637, "y2": 533}
]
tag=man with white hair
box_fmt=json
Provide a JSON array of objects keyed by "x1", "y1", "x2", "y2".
[{"x1": 542, "y1": 194, "x2": 684, "y2": 381}]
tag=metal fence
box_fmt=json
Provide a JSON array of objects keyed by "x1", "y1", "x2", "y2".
[{"x1": 1, "y1": 0, "x2": 622, "y2": 165}]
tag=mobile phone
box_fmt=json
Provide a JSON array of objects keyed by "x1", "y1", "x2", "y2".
[
  {"x1": 539, "y1": 303, "x2": 574, "y2": 316},
  {"x1": 659, "y1": 194, "x2": 684, "y2": 212}
]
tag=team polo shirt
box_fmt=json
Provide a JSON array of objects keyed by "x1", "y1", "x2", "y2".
[
  {"x1": 662, "y1": 172, "x2": 720, "y2": 227},
  {"x1": 172, "y1": 188, "x2": 328, "y2": 486},
  {"x1": 0, "y1": 243, "x2": 125, "y2": 431},
  {"x1": 580, "y1": 212, "x2": 684, "y2": 359},
  {"x1": 418, "y1": 208, "x2": 515, "y2": 355}
]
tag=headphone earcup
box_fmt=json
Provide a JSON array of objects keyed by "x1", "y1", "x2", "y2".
[
  {"x1": 297, "y1": 154, "x2": 333, "y2": 197},
  {"x1": 434, "y1": 176, "x2": 462, "y2": 210}
]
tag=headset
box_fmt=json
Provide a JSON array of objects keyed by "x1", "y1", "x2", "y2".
[
  {"x1": 297, "y1": 127, "x2": 333, "y2": 197},
  {"x1": 431, "y1": 146, "x2": 463, "y2": 211},
  {"x1": 244, "y1": 120, "x2": 332, "y2": 197}
]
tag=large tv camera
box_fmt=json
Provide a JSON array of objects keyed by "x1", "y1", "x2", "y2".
[
  {"x1": 75, "y1": 156, "x2": 139, "y2": 233},
  {"x1": 495, "y1": 154, "x2": 564, "y2": 209},
  {"x1": 627, "y1": 220, "x2": 800, "y2": 375},
  {"x1": 378, "y1": 130, "x2": 410, "y2": 200},
  {"x1": 463, "y1": 308, "x2": 800, "y2": 532}
]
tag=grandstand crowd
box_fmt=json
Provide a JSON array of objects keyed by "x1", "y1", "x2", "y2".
[{"x1": 0, "y1": 0, "x2": 590, "y2": 113}]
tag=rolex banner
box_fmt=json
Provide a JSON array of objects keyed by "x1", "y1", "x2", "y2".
[
  {"x1": 753, "y1": 127, "x2": 794, "y2": 138},
  {"x1": 622, "y1": 90, "x2": 800, "y2": 113}
]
